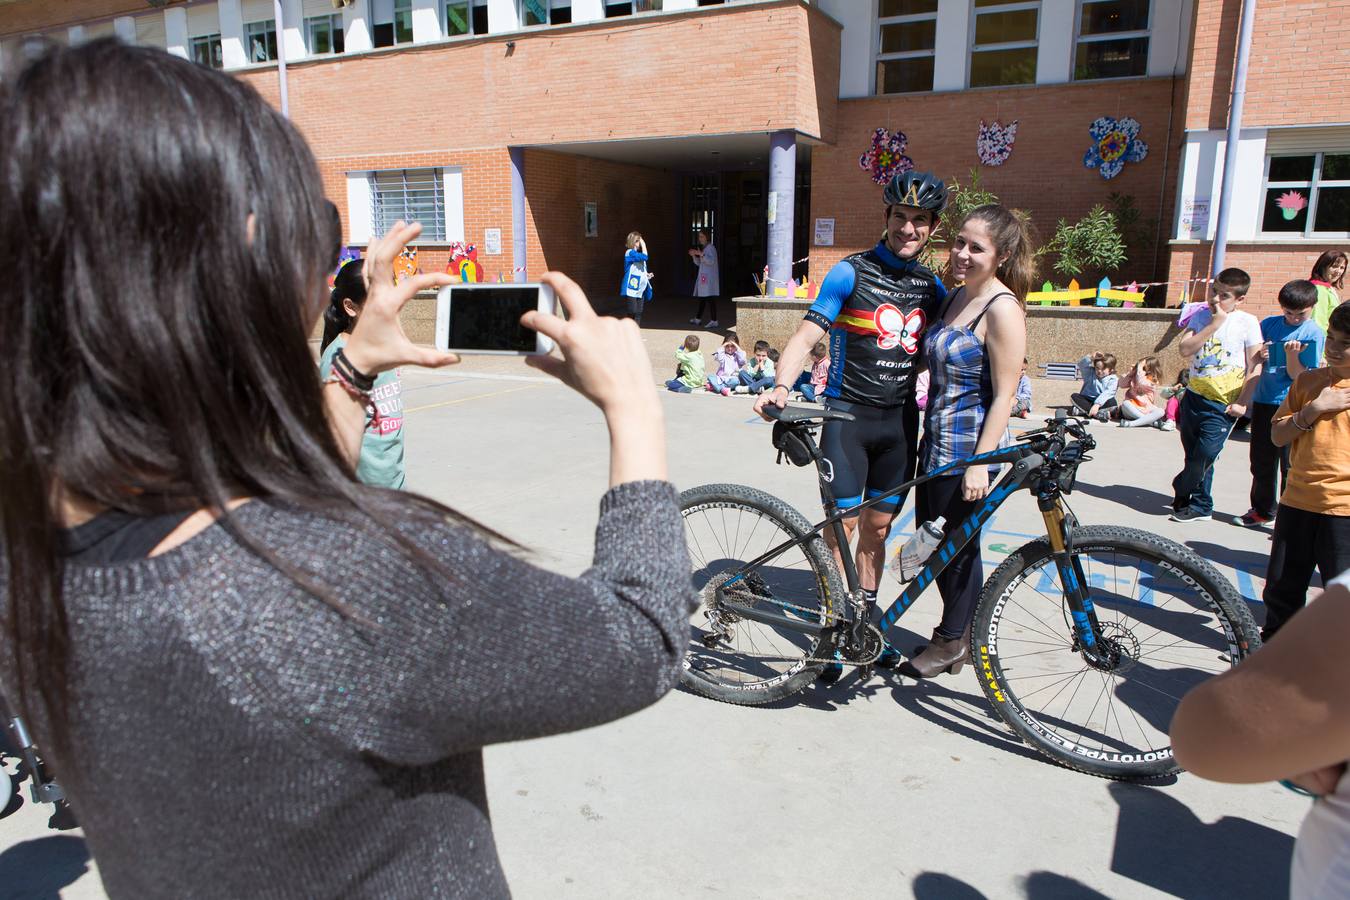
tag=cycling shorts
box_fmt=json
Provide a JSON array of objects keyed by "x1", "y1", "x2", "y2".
[{"x1": 818, "y1": 399, "x2": 918, "y2": 517}]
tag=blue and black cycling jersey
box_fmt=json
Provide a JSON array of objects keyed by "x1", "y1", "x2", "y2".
[{"x1": 804, "y1": 241, "x2": 945, "y2": 409}]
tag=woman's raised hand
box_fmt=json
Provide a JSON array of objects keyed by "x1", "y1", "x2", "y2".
[
  {"x1": 344, "y1": 221, "x2": 458, "y2": 375},
  {"x1": 522, "y1": 272, "x2": 659, "y2": 417}
]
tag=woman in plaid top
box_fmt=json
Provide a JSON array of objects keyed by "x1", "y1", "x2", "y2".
[{"x1": 901, "y1": 206, "x2": 1033, "y2": 679}]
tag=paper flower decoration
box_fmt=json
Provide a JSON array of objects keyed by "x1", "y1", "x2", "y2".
[
  {"x1": 1083, "y1": 116, "x2": 1149, "y2": 180},
  {"x1": 447, "y1": 241, "x2": 481, "y2": 283},
  {"x1": 977, "y1": 119, "x2": 1018, "y2": 167},
  {"x1": 858, "y1": 127, "x2": 914, "y2": 185},
  {"x1": 1276, "y1": 190, "x2": 1308, "y2": 220}
]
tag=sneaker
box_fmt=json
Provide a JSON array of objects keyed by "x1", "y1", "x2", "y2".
[
  {"x1": 733, "y1": 385, "x2": 751, "y2": 394},
  {"x1": 688, "y1": 316, "x2": 700, "y2": 324},
  {"x1": 1095, "y1": 410, "x2": 1110, "y2": 422},
  {"x1": 1169, "y1": 507, "x2": 1212, "y2": 523},
  {"x1": 1158, "y1": 420, "x2": 1176, "y2": 432},
  {"x1": 705, "y1": 320, "x2": 720, "y2": 329},
  {"x1": 876, "y1": 642, "x2": 903, "y2": 670},
  {"x1": 720, "y1": 387, "x2": 731, "y2": 397},
  {"x1": 1238, "y1": 509, "x2": 1274, "y2": 528}
]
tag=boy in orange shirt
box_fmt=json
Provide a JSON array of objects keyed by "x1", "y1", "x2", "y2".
[{"x1": 1262, "y1": 303, "x2": 1350, "y2": 640}]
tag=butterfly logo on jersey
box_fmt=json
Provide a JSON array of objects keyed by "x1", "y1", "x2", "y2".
[{"x1": 875, "y1": 304, "x2": 924, "y2": 354}]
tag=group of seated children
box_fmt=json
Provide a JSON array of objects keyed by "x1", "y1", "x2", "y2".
[
  {"x1": 667, "y1": 337, "x2": 829, "y2": 399},
  {"x1": 1070, "y1": 351, "x2": 1180, "y2": 432}
]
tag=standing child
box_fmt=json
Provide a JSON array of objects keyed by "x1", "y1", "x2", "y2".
[
  {"x1": 1310, "y1": 249, "x2": 1347, "y2": 335},
  {"x1": 1170, "y1": 268, "x2": 1263, "y2": 522},
  {"x1": 737, "y1": 340, "x2": 776, "y2": 394},
  {"x1": 319, "y1": 259, "x2": 406, "y2": 489},
  {"x1": 621, "y1": 231, "x2": 653, "y2": 324},
  {"x1": 706, "y1": 338, "x2": 746, "y2": 396},
  {"x1": 792, "y1": 341, "x2": 830, "y2": 402},
  {"x1": 666, "y1": 335, "x2": 706, "y2": 393},
  {"x1": 1240, "y1": 279, "x2": 1326, "y2": 527},
  {"x1": 1071, "y1": 352, "x2": 1119, "y2": 421},
  {"x1": 1118, "y1": 356, "x2": 1167, "y2": 429},
  {"x1": 1011, "y1": 357, "x2": 1033, "y2": 417},
  {"x1": 1260, "y1": 302, "x2": 1350, "y2": 639}
]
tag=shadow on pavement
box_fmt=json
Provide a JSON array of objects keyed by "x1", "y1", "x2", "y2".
[
  {"x1": 1109, "y1": 782, "x2": 1293, "y2": 898},
  {"x1": 882, "y1": 679, "x2": 1049, "y2": 768},
  {"x1": 0, "y1": 835, "x2": 91, "y2": 899},
  {"x1": 1071, "y1": 480, "x2": 1175, "y2": 514},
  {"x1": 1021, "y1": 871, "x2": 1113, "y2": 898},
  {"x1": 913, "y1": 872, "x2": 990, "y2": 898}
]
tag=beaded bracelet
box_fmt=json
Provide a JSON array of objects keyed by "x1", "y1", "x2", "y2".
[
  {"x1": 325, "y1": 366, "x2": 383, "y2": 430},
  {"x1": 332, "y1": 347, "x2": 376, "y2": 393}
]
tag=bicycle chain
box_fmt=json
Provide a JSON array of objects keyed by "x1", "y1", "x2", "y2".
[{"x1": 702, "y1": 603, "x2": 884, "y2": 666}]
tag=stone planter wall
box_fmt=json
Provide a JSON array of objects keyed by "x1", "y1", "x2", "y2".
[{"x1": 732, "y1": 297, "x2": 1189, "y2": 380}]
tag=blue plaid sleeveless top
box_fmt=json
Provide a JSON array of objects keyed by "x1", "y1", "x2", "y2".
[{"x1": 921, "y1": 291, "x2": 1015, "y2": 473}]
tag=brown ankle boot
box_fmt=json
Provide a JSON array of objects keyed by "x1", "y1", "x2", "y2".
[{"x1": 899, "y1": 630, "x2": 969, "y2": 679}]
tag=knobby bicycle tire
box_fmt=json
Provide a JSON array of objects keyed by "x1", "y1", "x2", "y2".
[
  {"x1": 971, "y1": 526, "x2": 1261, "y2": 781},
  {"x1": 678, "y1": 484, "x2": 844, "y2": 705}
]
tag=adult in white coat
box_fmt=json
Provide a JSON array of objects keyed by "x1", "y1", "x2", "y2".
[{"x1": 688, "y1": 229, "x2": 721, "y2": 328}]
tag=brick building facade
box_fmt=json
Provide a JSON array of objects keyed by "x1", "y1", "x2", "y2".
[{"x1": 1, "y1": 0, "x2": 1346, "y2": 317}]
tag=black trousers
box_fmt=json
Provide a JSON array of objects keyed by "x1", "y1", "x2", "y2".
[
  {"x1": 625, "y1": 296, "x2": 644, "y2": 324},
  {"x1": 1262, "y1": 504, "x2": 1350, "y2": 639},
  {"x1": 695, "y1": 295, "x2": 720, "y2": 322},
  {"x1": 1071, "y1": 393, "x2": 1118, "y2": 415},
  {"x1": 1247, "y1": 402, "x2": 1289, "y2": 518},
  {"x1": 917, "y1": 474, "x2": 983, "y2": 641}
]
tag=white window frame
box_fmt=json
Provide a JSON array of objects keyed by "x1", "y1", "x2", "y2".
[
  {"x1": 244, "y1": 19, "x2": 278, "y2": 63},
  {"x1": 1259, "y1": 152, "x2": 1350, "y2": 240},
  {"x1": 190, "y1": 33, "x2": 224, "y2": 69},
  {"x1": 873, "y1": 1, "x2": 939, "y2": 95},
  {"x1": 968, "y1": 0, "x2": 1039, "y2": 88},
  {"x1": 370, "y1": 168, "x2": 448, "y2": 242},
  {"x1": 1073, "y1": 0, "x2": 1151, "y2": 81},
  {"x1": 305, "y1": 13, "x2": 344, "y2": 54},
  {"x1": 443, "y1": 1, "x2": 487, "y2": 36}
]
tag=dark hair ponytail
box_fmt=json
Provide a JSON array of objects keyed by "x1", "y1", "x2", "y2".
[
  {"x1": 321, "y1": 259, "x2": 367, "y2": 351},
  {"x1": 964, "y1": 204, "x2": 1038, "y2": 303}
]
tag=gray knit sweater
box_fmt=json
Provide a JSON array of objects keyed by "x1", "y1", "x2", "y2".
[{"x1": 0, "y1": 480, "x2": 693, "y2": 898}]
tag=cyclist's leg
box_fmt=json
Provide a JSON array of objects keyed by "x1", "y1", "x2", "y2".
[
  {"x1": 817, "y1": 410, "x2": 867, "y2": 577},
  {"x1": 856, "y1": 404, "x2": 916, "y2": 592}
]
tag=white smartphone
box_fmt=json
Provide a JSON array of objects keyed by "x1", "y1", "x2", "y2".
[{"x1": 434, "y1": 283, "x2": 557, "y2": 355}]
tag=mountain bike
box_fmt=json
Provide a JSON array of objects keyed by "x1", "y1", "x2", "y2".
[{"x1": 678, "y1": 406, "x2": 1261, "y2": 780}]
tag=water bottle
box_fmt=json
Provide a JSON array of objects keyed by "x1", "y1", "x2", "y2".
[{"x1": 890, "y1": 517, "x2": 946, "y2": 582}]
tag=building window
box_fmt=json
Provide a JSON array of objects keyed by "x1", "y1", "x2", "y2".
[
  {"x1": 245, "y1": 19, "x2": 278, "y2": 63},
  {"x1": 970, "y1": 0, "x2": 1038, "y2": 87},
  {"x1": 373, "y1": 0, "x2": 414, "y2": 47},
  {"x1": 371, "y1": 169, "x2": 446, "y2": 241},
  {"x1": 1074, "y1": 0, "x2": 1149, "y2": 80},
  {"x1": 522, "y1": 0, "x2": 572, "y2": 25},
  {"x1": 190, "y1": 33, "x2": 224, "y2": 69},
  {"x1": 1261, "y1": 153, "x2": 1350, "y2": 237},
  {"x1": 306, "y1": 14, "x2": 345, "y2": 54},
  {"x1": 875, "y1": 0, "x2": 938, "y2": 94},
  {"x1": 604, "y1": 1, "x2": 633, "y2": 16}
]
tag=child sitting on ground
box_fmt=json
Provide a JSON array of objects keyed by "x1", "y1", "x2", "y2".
[
  {"x1": 1170, "y1": 267, "x2": 1263, "y2": 523},
  {"x1": 1012, "y1": 357, "x2": 1033, "y2": 418},
  {"x1": 1071, "y1": 352, "x2": 1119, "y2": 421},
  {"x1": 736, "y1": 340, "x2": 775, "y2": 394},
  {"x1": 1118, "y1": 356, "x2": 1167, "y2": 429},
  {"x1": 792, "y1": 341, "x2": 830, "y2": 403},
  {"x1": 706, "y1": 337, "x2": 746, "y2": 396},
  {"x1": 666, "y1": 334, "x2": 706, "y2": 393},
  {"x1": 1160, "y1": 369, "x2": 1188, "y2": 427},
  {"x1": 1260, "y1": 302, "x2": 1350, "y2": 639},
  {"x1": 1240, "y1": 279, "x2": 1325, "y2": 528}
]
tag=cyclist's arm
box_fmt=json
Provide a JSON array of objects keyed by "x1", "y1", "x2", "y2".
[
  {"x1": 1171, "y1": 581, "x2": 1350, "y2": 788},
  {"x1": 972, "y1": 300, "x2": 1026, "y2": 455},
  {"x1": 757, "y1": 261, "x2": 851, "y2": 411}
]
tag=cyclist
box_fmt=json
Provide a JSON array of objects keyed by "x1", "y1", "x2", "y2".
[{"x1": 754, "y1": 170, "x2": 948, "y2": 678}]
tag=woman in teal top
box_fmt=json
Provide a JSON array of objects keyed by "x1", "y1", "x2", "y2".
[{"x1": 320, "y1": 260, "x2": 407, "y2": 489}]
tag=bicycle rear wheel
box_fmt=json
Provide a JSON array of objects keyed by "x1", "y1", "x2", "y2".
[
  {"x1": 971, "y1": 526, "x2": 1260, "y2": 780},
  {"x1": 679, "y1": 483, "x2": 844, "y2": 705}
]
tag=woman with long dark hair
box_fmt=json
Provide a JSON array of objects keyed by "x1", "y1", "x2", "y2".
[
  {"x1": 320, "y1": 258, "x2": 406, "y2": 488},
  {"x1": 901, "y1": 204, "x2": 1033, "y2": 679},
  {"x1": 0, "y1": 41, "x2": 689, "y2": 898},
  {"x1": 1310, "y1": 249, "x2": 1347, "y2": 334}
]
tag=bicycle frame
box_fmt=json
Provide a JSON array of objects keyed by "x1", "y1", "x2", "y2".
[{"x1": 717, "y1": 432, "x2": 1109, "y2": 660}]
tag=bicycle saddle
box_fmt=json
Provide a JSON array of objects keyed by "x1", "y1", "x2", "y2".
[{"x1": 763, "y1": 404, "x2": 856, "y2": 425}]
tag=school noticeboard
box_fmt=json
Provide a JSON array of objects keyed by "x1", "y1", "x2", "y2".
[{"x1": 813, "y1": 218, "x2": 835, "y2": 246}]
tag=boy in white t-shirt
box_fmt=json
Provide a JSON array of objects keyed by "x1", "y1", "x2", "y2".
[{"x1": 1170, "y1": 268, "x2": 1264, "y2": 522}]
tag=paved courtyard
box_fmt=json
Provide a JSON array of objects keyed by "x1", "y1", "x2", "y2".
[{"x1": 1, "y1": 328, "x2": 1310, "y2": 898}]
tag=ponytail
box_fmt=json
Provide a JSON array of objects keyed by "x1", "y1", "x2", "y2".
[
  {"x1": 965, "y1": 204, "x2": 1038, "y2": 304},
  {"x1": 321, "y1": 258, "x2": 367, "y2": 351}
]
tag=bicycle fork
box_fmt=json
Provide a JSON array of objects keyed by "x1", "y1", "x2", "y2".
[{"x1": 1039, "y1": 497, "x2": 1107, "y2": 659}]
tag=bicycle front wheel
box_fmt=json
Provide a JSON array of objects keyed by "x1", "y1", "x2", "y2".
[
  {"x1": 679, "y1": 483, "x2": 844, "y2": 705},
  {"x1": 972, "y1": 526, "x2": 1260, "y2": 780}
]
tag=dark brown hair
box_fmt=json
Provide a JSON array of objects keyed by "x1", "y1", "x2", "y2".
[
  {"x1": 1214, "y1": 267, "x2": 1252, "y2": 297},
  {"x1": 1278, "y1": 279, "x2": 1319, "y2": 311},
  {"x1": 963, "y1": 204, "x2": 1039, "y2": 303},
  {"x1": 1311, "y1": 250, "x2": 1347, "y2": 289}
]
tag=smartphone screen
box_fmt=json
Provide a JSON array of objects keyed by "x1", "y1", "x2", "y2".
[{"x1": 444, "y1": 286, "x2": 540, "y2": 352}]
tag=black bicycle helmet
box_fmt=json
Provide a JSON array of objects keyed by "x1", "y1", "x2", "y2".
[{"x1": 883, "y1": 170, "x2": 948, "y2": 215}]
